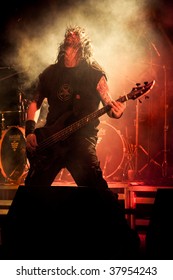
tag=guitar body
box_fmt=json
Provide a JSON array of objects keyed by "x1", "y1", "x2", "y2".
[
  {"x1": 34, "y1": 111, "x2": 74, "y2": 144},
  {"x1": 27, "y1": 111, "x2": 73, "y2": 165}
]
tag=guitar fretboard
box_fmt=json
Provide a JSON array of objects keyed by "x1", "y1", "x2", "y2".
[
  {"x1": 37, "y1": 104, "x2": 112, "y2": 152},
  {"x1": 35, "y1": 80, "x2": 154, "y2": 152}
]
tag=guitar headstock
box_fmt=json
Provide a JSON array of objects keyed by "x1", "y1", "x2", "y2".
[{"x1": 127, "y1": 80, "x2": 155, "y2": 101}]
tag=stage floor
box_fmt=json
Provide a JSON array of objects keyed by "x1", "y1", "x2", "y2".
[
  {"x1": 1, "y1": 178, "x2": 173, "y2": 226},
  {"x1": 0, "y1": 178, "x2": 173, "y2": 258}
]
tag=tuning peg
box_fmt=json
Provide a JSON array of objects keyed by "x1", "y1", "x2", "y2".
[
  {"x1": 144, "y1": 81, "x2": 148, "y2": 85},
  {"x1": 136, "y1": 83, "x2": 141, "y2": 87},
  {"x1": 139, "y1": 99, "x2": 142, "y2": 103}
]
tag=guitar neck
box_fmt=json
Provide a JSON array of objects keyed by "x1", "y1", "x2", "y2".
[
  {"x1": 37, "y1": 79, "x2": 155, "y2": 152},
  {"x1": 38, "y1": 104, "x2": 112, "y2": 151},
  {"x1": 60, "y1": 95, "x2": 127, "y2": 139}
]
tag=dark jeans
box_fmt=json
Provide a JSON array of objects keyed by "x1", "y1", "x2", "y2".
[{"x1": 25, "y1": 136, "x2": 108, "y2": 189}]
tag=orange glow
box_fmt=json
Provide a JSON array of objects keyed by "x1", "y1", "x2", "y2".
[{"x1": 1, "y1": 0, "x2": 173, "y2": 181}]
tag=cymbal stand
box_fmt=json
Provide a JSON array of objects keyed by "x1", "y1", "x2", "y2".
[
  {"x1": 18, "y1": 90, "x2": 28, "y2": 127},
  {"x1": 162, "y1": 65, "x2": 168, "y2": 177},
  {"x1": 134, "y1": 99, "x2": 139, "y2": 176},
  {"x1": 122, "y1": 129, "x2": 135, "y2": 181},
  {"x1": 18, "y1": 91, "x2": 23, "y2": 126},
  {"x1": 134, "y1": 98, "x2": 161, "y2": 178},
  {"x1": 135, "y1": 65, "x2": 169, "y2": 178},
  {"x1": 0, "y1": 113, "x2": 5, "y2": 139},
  {"x1": 1, "y1": 113, "x2": 5, "y2": 130}
]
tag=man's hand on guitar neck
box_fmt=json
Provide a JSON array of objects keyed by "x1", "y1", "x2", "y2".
[
  {"x1": 96, "y1": 76, "x2": 126, "y2": 119},
  {"x1": 109, "y1": 100, "x2": 126, "y2": 119}
]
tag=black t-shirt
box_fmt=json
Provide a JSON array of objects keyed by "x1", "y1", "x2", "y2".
[{"x1": 33, "y1": 60, "x2": 106, "y2": 137}]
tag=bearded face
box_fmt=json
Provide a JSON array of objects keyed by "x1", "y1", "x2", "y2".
[
  {"x1": 57, "y1": 26, "x2": 92, "y2": 62},
  {"x1": 64, "y1": 30, "x2": 81, "y2": 49}
]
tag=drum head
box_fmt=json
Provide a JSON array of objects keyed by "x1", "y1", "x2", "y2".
[
  {"x1": 0, "y1": 126, "x2": 27, "y2": 181},
  {"x1": 97, "y1": 121, "x2": 125, "y2": 180}
]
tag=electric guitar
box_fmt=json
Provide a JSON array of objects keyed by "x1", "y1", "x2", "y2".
[{"x1": 28, "y1": 80, "x2": 155, "y2": 159}]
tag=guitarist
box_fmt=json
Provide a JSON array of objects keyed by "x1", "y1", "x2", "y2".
[{"x1": 24, "y1": 25, "x2": 126, "y2": 188}]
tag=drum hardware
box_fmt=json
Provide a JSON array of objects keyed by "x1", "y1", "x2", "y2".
[
  {"x1": 0, "y1": 110, "x2": 23, "y2": 130},
  {"x1": 18, "y1": 91, "x2": 28, "y2": 126},
  {"x1": 1, "y1": 112, "x2": 6, "y2": 130},
  {"x1": 144, "y1": 39, "x2": 169, "y2": 177},
  {"x1": 96, "y1": 121, "x2": 126, "y2": 180},
  {"x1": 135, "y1": 47, "x2": 169, "y2": 178},
  {"x1": 0, "y1": 89, "x2": 28, "y2": 129},
  {"x1": 102, "y1": 155, "x2": 110, "y2": 179},
  {"x1": 134, "y1": 99, "x2": 162, "y2": 179},
  {"x1": 137, "y1": 147, "x2": 162, "y2": 175},
  {"x1": 0, "y1": 110, "x2": 21, "y2": 114},
  {"x1": 161, "y1": 65, "x2": 168, "y2": 177},
  {"x1": 18, "y1": 91, "x2": 23, "y2": 126},
  {"x1": 122, "y1": 137, "x2": 136, "y2": 181}
]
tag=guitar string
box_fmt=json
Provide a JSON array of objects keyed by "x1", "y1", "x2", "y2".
[
  {"x1": 35, "y1": 83, "x2": 152, "y2": 152},
  {"x1": 37, "y1": 105, "x2": 111, "y2": 152}
]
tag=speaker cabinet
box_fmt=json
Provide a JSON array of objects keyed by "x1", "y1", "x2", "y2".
[
  {"x1": 2, "y1": 185, "x2": 140, "y2": 259},
  {"x1": 146, "y1": 188, "x2": 173, "y2": 259}
]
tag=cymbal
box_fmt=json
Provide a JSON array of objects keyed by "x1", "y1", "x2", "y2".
[{"x1": 0, "y1": 110, "x2": 22, "y2": 114}]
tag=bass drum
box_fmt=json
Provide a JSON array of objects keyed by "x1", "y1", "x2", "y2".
[
  {"x1": 0, "y1": 126, "x2": 28, "y2": 183},
  {"x1": 97, "y1": 121, "x2": 126, "y2": 180}
]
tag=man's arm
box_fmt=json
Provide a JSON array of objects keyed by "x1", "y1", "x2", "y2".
[
  {"x1": 97, "y1": 76, "x2": 126, "y2": 118},
  {"x1": 25, "y1": 101, "x2": 39, "y2": 152},
  {"x1": 27, "y1": 101, "x2": 38, "y2": 120}
]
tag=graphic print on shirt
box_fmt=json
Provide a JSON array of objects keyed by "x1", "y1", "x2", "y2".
[{"x1": 57, "y1": 83, "x2": 73, "y2": 101}]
